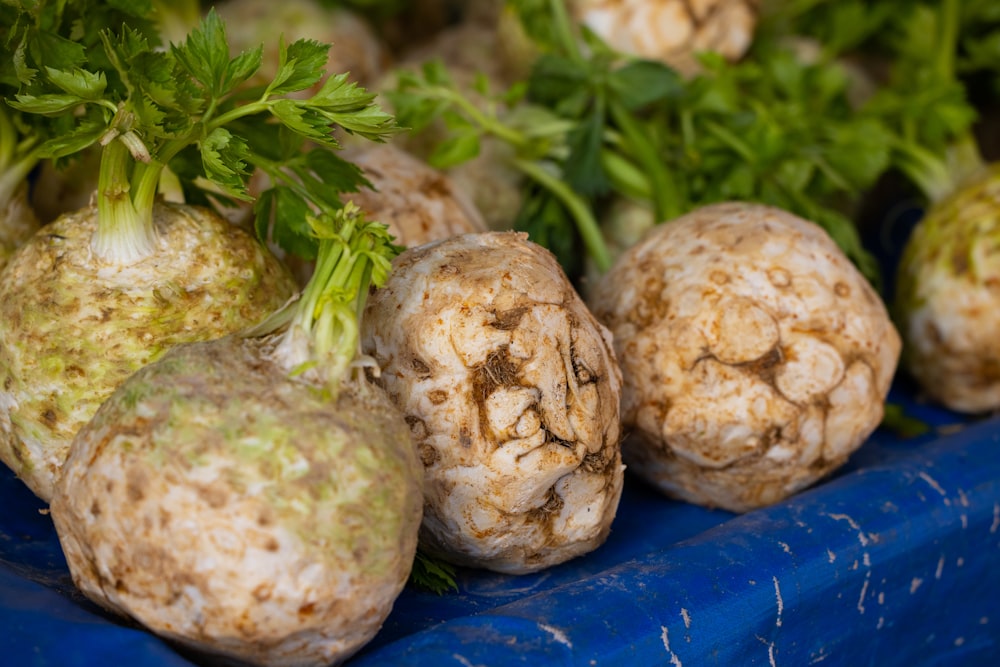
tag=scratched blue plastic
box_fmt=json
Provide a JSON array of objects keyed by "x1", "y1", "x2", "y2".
[{"x1": 3, "y1": 376, "x2": 999, "y2": 666}]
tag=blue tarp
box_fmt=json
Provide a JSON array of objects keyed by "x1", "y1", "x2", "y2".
[{"x1": 3, "y1": 383, "x2": 999, "y2": 666}]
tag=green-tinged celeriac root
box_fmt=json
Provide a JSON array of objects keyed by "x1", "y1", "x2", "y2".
[
  {"x1": 588, "y1": 202, "x2": 900, "y2": 513},
  {"x1": 894, "y1": 163, "x2": 1000, "y2": 414},
  {"x1": 363, "y1": 231, "x2": 624, "y2": 574},
  {"x1": 51, "y1": 335, "x2": 422, "y2": 667},
  {"x1": 0, "y1": 200, "x2": 297, "y2": 501}
]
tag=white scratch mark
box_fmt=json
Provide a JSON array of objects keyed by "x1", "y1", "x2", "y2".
[
  {"x1": 991, "y1": 504, "x2": 1000, "y2": 534},
  {"x1": 681, "y1": 608, "x2": 691, "y2": 630},
  {"x1": 773, "y1": 576, "x2": 784, "y2": 627},
  {"x1": 935, "y1": 556, "x2": 946, "y2": 580},
  {"x1": 451, "y1": 654, "x2": 478, "y2": 667},
  {"x1": 877, "y1": 616, "x2": 885, "y2": 629},
  {"x1": 878, "y1": 592, "x2": 885, "y2": 605},
  {"x1": 918, "y1": 472, "x2": 949, "y2": 502},
  {"x1": 961, "y1": 514, "x2": 968, "y2": 529},
  {"x1": 809, "y1": 648, "x2": 829, "y2": 664},
  {"x1": 956, "y1": 557, "x2": 965, "y2": 568},
  {"x1": 958, "y1": 489, "x2": 969, "y2": 507},
  {"x1": 779, "y1": 541, "x2": 791, "y2": 554},
  {"x1": 826, "y1": 513, "x2": 869, "y2": 546},
  {"x1": 862, "y1": 553, "x2": 871, "y2": 568},
  {"x1": 858, "y1": 574, "x2": 870, "y2": 614},
  {"x1": 539, "y1": 624, "x2": 572, "y2": 649},
  {"x1": 911, "y1": 577, "x2": 923, "y2": 594},
  {"x1": 768, "y1": 641, "x2": 777, "y2": 667},
  {"x1": 660, "y1": 626, "x2": 683, "y2": 667},
  {"x1": 827, "y1": 549, "x2": 836, "y2": 563}
]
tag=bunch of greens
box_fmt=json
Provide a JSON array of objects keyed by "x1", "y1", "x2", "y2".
[
  {"x1": 0, "y1": 0, "x2": 162, "y2": 266},
  {"x1": 388, "y1": 0, "x2": 889, "y2": 284},
  {"x1": 8, "y1": 1, "x2": 396, "y2": 263}
]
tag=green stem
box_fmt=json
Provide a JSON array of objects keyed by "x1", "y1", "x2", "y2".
[
  {"x1": 0, "y1": 111, "x2": 42, "y2": 210},
  {"x1": 704, "y1": 119, "x2": 757, "y2": 163},
  {"x1": 0, "y1": 109, "x2": 14, "y2": 171},
  {"x1": 609, "y1": 101, "x2": 682, "y2": 222},
  {"x1": 893, "y1": 139, "x2": 957, "y2": 204},
  {"x1": 418, "y1": 85, "x2": 530, "y2": 150},
  {"x1": 548, "y1": 0, "x2": 584, "y2": 62},
  {"x1": 600, "y1": 149, "x2": 652, "y2": 201},
  {"x1": 94, "y1": 138, "x2": 159, "y2": 262},
  {"x1": 514, "y1": 158, "x2": 612, "y2": 273},
  {"x1": 280, "y1": 205, "x2": 397, "y2": 391},
  {"x1": 936, "y1": 0, "x2": 960, "y2": 84}
]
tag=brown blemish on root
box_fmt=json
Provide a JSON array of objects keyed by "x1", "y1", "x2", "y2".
[
  {"x1": 410, "y1": 357, "x2": 432, "y2": 379},
  {"x1": 418, "y1": 443, "x2": 439, "y2": 467},
  {"x1": 492, "y1": 307, "x2": 529, "y2": 331},
  {"x1": 196, "y1": 484, "x2": 228, "y2": 509}
]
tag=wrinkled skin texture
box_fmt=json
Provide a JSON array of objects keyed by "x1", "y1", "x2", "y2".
[
  {"x1": 343, "y1": 143, "x2": 487, "y2": 247},
  {"x1": 895, "y1": 165, "x2": 1000, "y2": 413},
  {"x1": 363, "y1": 232, "x2": 624, "y2": 574},
  {"x1": 588, "y1": 202, "x2": 900, "y2": 513},
  {"x1": 0, "y1": 201, "x2": 296, "y2": 501},
  {"x1": 50, "y1": 335, "x2": 423, "y2": 667},
  {"x1": 571, "y1": 0, "x2": 758, "y2": 76}
]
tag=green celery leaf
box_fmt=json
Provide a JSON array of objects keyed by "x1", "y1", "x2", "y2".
[
  {"x1": 324, "y1": 103, "x2": 398, "y2": 141},
  {"x1": 607, "y1": 59, "x2": 683, "y2": 110},
  {"x1": 34, "y1": 117, "x2": 106, "y2": 158},
  {"x1": 304, "y1": 147, "x2": 371, "y2": 194},
  {"x1": 307, "y1": 72, "x2": 377, "y2": 112},
  {"x1": 201, "y1": 127, "x2": 253, "y2": 200},
  {"x1": 226, "y1": 44, "x2": 264, "y2": 93},
  {"x1": 255, "y1": 184, "x2": 319, "y2": 260},
  {"x1": 823, "y1": 118, "x2": 893, "y2": 191},
  {"x1": 408, "y1": 551, "x2": 458, "y2": 595},
  {"x1": 170, "y1": 8, "x2": 233, "y2": 98},
  {"x1": 527, "y1": 53, "x2": 590, "y2": 116},
  {"x1": 270, "y1": 99, "x2": 337, "y2": 144},
  {"x1": 514, "y1": 188, "x2": 583, "y2": 282},
  {"x1": 8, "y1": 92, "x2": 89, "y2": 115},
  {"x1": 428, "y1": 131, "x2": 480, "y2": 170},
  {"x1": 563, "y1": 104, "x2": 609, "y2": 197},
  {"x1": 265, "y1": 38, "x2": 328, "y2": 97},
  {"x1": 45, "y1": 67, "x2": 108, "y2": 100}
]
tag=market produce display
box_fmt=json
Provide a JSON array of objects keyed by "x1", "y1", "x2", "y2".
[{"x1": 2, "y1": 0, "x2": 1000, "y2": 665}]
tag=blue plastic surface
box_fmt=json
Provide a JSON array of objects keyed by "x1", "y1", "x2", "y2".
[{"x1": 3, "y1": 379, "x2": 999, "y2": 666}]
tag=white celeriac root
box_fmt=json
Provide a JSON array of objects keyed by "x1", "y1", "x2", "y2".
[
  {"x1": 363, "y1": 232, "x2": 624, "y2": 573},
  {"x1": 588, "y1": 202, "x2": 900, "y2": 513}
]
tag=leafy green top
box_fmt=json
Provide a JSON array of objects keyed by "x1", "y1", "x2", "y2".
[
  {"x1": 764, "y1": 0, "x2": 996, "y2": 203},
  {"x1": 7, "y1": 2, "x2": 397, "y2": 263},
  {"x1": 389, "y1": 0, "x2": 888, "y2": 284},
  {"x1": 1, "y1": 0, "x2": 155, "y2": 213}
]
